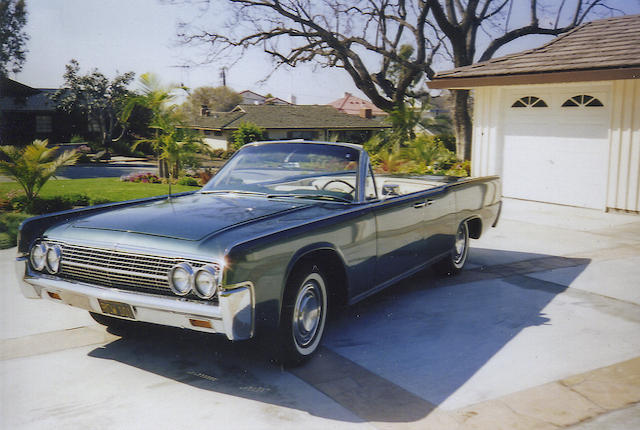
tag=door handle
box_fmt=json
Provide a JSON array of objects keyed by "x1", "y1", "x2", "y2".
[
  {"x1": 426, "y1": 199, "x2": 434, "y2": 206},
  {"x1": 413, "y1": 202, "x2": 426, "y2": 208}
]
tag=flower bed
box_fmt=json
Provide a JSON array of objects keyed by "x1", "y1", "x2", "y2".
[{"x1": 120, "y1": 172, "x2": 161, "y2": 184}]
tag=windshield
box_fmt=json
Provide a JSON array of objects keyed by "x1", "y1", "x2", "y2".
[{"x1": 201, "y1": 143, "x2": 361, "y2": 202}]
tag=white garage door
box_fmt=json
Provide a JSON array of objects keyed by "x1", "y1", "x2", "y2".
[{"x1": 502, "y1": 91, "x2": 609, "y2": 209}]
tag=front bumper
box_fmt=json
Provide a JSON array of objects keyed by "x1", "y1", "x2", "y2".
[{"x1": 15, "y1": 256, "x2": 254, "y2": 341}]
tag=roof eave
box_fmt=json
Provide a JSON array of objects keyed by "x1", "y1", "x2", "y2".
[{"x1": 427, "y1": 66, "x2": 640, "y2": 89}]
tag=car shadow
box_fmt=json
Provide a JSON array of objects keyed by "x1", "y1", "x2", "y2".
[{"x1": 88, "y1": 247, "x2": 590, "y2": 424}]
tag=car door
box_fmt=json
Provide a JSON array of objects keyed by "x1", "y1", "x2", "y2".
[
  {"x1": 422, "y1": 186, "x2": 456, "y2": 263},
  {"x1": 372, "y1": 193, "x2": 428, "y2": 284}
]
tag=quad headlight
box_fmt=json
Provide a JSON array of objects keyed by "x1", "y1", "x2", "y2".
[
  {"x1": 46, "y1": 245, "x2": 62, "y2": 274},
  {"x1": 193, "y1": 265, "x2": 220, "y2": 299},
  {"x1": 30, "y1": 242, "x2": 63, "y2": 273},
  {"x1": 30, "y1": 242, "x2": 48, "y2": 271},
  {"x1": 169, "y1": 263, "x2": 194, "y2": 296}
]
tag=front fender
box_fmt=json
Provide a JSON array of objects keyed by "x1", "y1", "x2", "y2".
[{"x1": 17, "y1": 191, "x2": 196, "y2": 255}]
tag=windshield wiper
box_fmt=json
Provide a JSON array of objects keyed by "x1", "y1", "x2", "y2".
[
  {"x1": 266, "y1": 193, "x2": 352, "y2": 203},
  {"x1": 200, "y1": 190, "x2": 267, "y2": 196}
]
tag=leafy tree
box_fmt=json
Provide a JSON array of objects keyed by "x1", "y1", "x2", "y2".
[
  {"x1": 0, "y1": 0, "x2": 28, "y2": 76},
  {"x1": 0, "y1": 139, "x2": 78, "y2": 204},
  {"x1": 177, "y1": 0, "x2": 625, "y2": 160},
  {"x1": 51, "y1": 59, "x2": 134, "y2": 153},
  {"x1": 231, "y1": 122, "x2": 264, "y2": 150},
  {"x1": 182, "y1": 86, "x2": 242, "y2": 117}
]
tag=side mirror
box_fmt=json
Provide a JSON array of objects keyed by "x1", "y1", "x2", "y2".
[{"x1": 382, "y1": 184, "x2": 400, "y2": 197}]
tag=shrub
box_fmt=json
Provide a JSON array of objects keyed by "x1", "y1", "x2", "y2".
[
  {"x1": 433, "y1": 134, "x2": 456, "y2": 153},
  {"x1": 0, "y1": 212, "x2": 31, "y2": 249},
  {"x1": 70, "y1": 135, "x2": 85, "y2": 143},
  {"x1": 77, "y1": 153, "x2": 92, "y2": 164},
  {"x1": 196, "y1": 169, "x2": 215, "y2": 185},
  {"x1": 120, "y1": 172, "x2": 161, "y2": 183},
  {"x1": 210, "y1": 149, "x2": 225, "y2": 159},
  {"x1": 231, "y1": 122, "x2": 265, "y2": 150},
  {"x1": 10, "y1": 194, "x2": 91, "y2": 214},
  {"x1": 177, "y1": 176, "x2": 199, "y2": 186}
]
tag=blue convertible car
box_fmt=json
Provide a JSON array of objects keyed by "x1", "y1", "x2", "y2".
[{"x1": 16, "y1": 141, "x2": 501, "y2": 364}]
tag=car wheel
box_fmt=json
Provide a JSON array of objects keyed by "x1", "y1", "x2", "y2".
[
  {"x1": 278, "y1": 263, "x2": 328, "y2": 366},
  {"x1": 89, "y1": 312, "x2": 138, "y2": 334},
  {"x1": 434, "y1": 221, "x2": 470, "y2": 276}
]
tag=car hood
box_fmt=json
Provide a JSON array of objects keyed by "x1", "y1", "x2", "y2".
[{"x1": 70, "y1": 193, "x2": 310, "y2": 241}]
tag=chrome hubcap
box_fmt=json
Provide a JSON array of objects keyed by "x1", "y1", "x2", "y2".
[
  {"x1": 454, "y1": 225, "x2": 467, "y2": 264},
  {"x1": 293, "y1": 281, "x2": 322, "y2": 348}
]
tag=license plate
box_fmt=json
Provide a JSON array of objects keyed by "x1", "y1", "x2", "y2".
[{"x1": 98, "y1": 299, "x2": 135, "y2": 319}]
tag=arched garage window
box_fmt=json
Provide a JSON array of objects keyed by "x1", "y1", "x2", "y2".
[
  {"x1": 511, "y1": 96, "x2": 548, "y2": 108},
  {"x1": 562, "y1": 95, "x2": 604, "y2": 107}
]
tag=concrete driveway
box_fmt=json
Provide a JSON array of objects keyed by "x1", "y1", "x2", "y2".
[{"x1": 1, "y1": 199, "x2": 639, "y2": 429}]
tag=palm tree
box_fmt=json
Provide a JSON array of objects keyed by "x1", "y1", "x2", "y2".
[
  {"x1": 135, "y1": 107, "x2": 207, "y2": 180},
  {"x1": 122, "y1": 73, "x2": 207, "y2": 180},
  {"x1": 0, "y1": 140, "x2": 78, "y2": 204}
]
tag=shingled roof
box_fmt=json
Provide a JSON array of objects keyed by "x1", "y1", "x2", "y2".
[
  {"x1": 428, "y1": 14, "x2": 640, "y2": 89},
  {"x1": 189, "y1": 104, "x2": 389, "y2": 130}
]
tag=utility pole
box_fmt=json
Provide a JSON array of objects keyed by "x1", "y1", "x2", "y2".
[{"x1": 220, "y1": 67, "x2": 227, "y2": 87}]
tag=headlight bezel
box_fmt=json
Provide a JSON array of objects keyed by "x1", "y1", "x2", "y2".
[
  {"x1": 45, "y1": 244, "x2": 62, "y2": 274},
  {"x1": 193, "y1": 265, "x2": 221, "y2": 299},
  {"x1": 30, "y1": 242, "x2": 48, "y2": 272},
  {"x1": 169, "y1": 262, "x2": 194, "y2": 296}
]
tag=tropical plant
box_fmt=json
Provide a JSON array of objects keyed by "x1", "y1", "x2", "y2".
[
  {"x1": 231, "y1": 122, "x2": 265, "y2": 150},
  {"x1": 403, "y1": 135, "x2": 450, "y2": 166},
  {"x1": 365, "y1": 103, "x2": 424, "y2": 154},
  {"x1": 372, "y1": 149, "x2": 406, "y2": 174},
  {"x1": 123, "y1": 73, "x2": 209, "y2": 179},
  {"x1": 0, "y1": 139, "x2": 78, "y2": 205},
  {"x1": 134, "y1": 108, "x2": 207, "y2": 180}
]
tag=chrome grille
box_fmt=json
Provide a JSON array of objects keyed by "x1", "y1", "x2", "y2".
[{"x1": 49, "y1": 241, "x2": 219, "y2": 300}]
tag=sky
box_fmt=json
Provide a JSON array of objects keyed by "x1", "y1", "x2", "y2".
[{"x1": 13, "y1": 0, "x2": 640, "y2": 105}]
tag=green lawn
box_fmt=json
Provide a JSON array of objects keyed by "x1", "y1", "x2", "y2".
[
  {"x1": 0, "y1": 177, "x2": 199, "y2": 202},
  {"x1": 0, "y1": 178, "x2": 200, "y2": 249}
]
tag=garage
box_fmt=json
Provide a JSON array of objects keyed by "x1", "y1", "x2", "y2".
[
  {"x1": 427, "y1": 14, "x2": 640, "y2": 212},
  {"x1": 501, "y1": 88, "x2": 610, "y2": 209}
]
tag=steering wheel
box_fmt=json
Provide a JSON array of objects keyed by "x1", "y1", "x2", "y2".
[{"x1": 321, "y1": 179, "x2": 356, "y2": 193}]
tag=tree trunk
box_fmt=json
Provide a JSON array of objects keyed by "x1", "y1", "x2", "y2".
[
  {"x1": 158, "y1": 159, "x2": 168, "y2": 178},
  {"x1": 452, "y1": 89, "x2": 473, "y2": 161}
]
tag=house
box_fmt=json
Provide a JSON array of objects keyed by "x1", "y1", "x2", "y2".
[
  {"x1": 238, "y1": 90, "x2": 291, "y2": 106},
  {"x1": 188, "y1": 104, "x2": 390, "y2": 149},
  {"x1": 0, "y1": 77, "x2": 82, "y2": 145},
  {"x1": 329, "y1": 92, "x2": 388, "y2": 119},
  {"x1": 428, "y1": 14, "x2": 640, "y2": 213}
]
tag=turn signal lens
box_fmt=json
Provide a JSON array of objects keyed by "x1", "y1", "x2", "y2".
[
  {"x1": 193, "y1": 266, "x2": 219, "y2": 299},
  {"x1": 30, "y1": 243, "x2": 47, "y2": 272},
  {"x1": 169, "y1": 263, "x2": 193, "y2": 296},
  {"x1": 46, "y1": 245, "x2": 62, "y2": 273}
]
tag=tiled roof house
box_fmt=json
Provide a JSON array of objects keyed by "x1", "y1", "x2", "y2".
[{"x1": 188, "y1": 104, "x2": 389, "y2": 149}]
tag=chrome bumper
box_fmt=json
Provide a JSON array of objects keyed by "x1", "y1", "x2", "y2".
[{"x1": 15, "y1": 256, "x2": 254, "y2": 341}]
